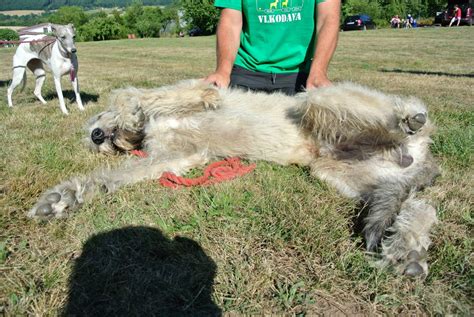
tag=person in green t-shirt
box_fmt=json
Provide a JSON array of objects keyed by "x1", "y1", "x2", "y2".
[{"x1": 205, "y1": 0, "x2": 341, "y2": 95}]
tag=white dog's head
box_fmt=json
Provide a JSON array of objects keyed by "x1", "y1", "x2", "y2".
[{"x1": 52, "y1": 23, "x2": 77, "y2": 55}]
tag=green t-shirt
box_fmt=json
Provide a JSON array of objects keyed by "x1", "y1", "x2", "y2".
[{"x1": 214, "y1": 0, "x2": 324, "y2": 74}]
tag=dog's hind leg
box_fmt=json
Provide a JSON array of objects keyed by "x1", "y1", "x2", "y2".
[
  {"x1": 301, "y1": 85, "x2": 428, "y2": 145},
  {"x1": 27, "y1": 59, "x2": 47, "y2": 105},
  {"x1": 380, "y1": 195, "x2": 438, "y2": 277},
  {"x1": 28, "y1": 153, "x2": 208, "y2": 220},
  {"x1": 362, "y1": 180, "x2": 410, "y2": 251},
  {"x1": 7, "y1": 66, "x2": 27, "y2": 108}
]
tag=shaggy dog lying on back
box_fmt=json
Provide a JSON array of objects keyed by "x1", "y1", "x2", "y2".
[{"x1": 29, "y1": 80, "x2": 439, "y2": 277}]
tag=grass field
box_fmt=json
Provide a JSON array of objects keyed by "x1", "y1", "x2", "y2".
[{"x1": 1, "y1": 27, "x2": 473, "y2": 315}]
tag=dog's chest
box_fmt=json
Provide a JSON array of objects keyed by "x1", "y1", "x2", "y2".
[
  {"x1": 47, "y1": 49, "x2": 73, "y2": 75},
  {"x1": 55, "y1": 57, "x2": 73, "y2": 75}
]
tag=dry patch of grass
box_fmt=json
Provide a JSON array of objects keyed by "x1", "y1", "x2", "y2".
[
  {"x1": 0, "y1": 26, "x2": 26, "y2": 31},
  {"x1": 0, "y1": 10, "x2": 45, "y2": 16},
  {"x1": 1, "y1": 28, "x2": 473, "y2": 315}
]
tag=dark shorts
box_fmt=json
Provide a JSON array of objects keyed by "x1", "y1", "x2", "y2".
[{"x1": 230, "y1": 66, "x2": 308, "y2": 96}]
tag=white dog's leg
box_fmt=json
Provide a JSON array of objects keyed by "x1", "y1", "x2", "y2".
[
  {"x1": 53, "y1": 76, "x2": 68, "y2": 115},
  {"x1": 27, "y1": 58, "x2": 48, "y2": 105},
  {"x1": 34, "y1": 74, "x2": 47, "y2": 104},
  {"x1": 33, "y1": 70, "x2": 47, "y2": 105},
  {"x1": 28, "y1": 153, "x2": 209, "y2": 219},
  {"x1": 380, "y1": 196, "x2": 438, "y2": 277},
  {"x1": 7, "y1": 66, "x2": 26, "y2": 108},
  {"x1": 71, "y1": 77, "x2": 84, "y2": 111}
]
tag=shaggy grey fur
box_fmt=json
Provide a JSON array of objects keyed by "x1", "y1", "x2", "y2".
[{"x1": 28, "y1": 80, "x2": 440, "y2": 277}]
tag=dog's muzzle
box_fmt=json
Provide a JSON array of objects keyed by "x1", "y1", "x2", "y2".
[{"x1": 91, "y1": 128, "x2": 106, "y2": 145}]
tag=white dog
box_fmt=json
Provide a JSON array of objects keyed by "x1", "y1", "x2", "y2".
[
  {"x1": 7, "y1": 24, "x2": 83, "y2": 115},
  {"x1": 28, "y1": 81, "x2": 439, "y2": 277}
]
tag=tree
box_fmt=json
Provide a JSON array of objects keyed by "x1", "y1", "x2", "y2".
[
  {"x1": 123, "y1": 0, "x2": 144, "y2": 34},
  {"x1": 136, "y1": 6, "x2": 163, "y2": 37},
  {"x1": 161, "y1": 5, "x2": 181, "y2": 36},
  {"x1": 49, "y1": 6, "x2": 89, "y2": 27},
  {"x1": 0, "y1": 28, "x2": 19, "y2": 40},
  {"x1": 342, "y1": 0, "x2": 383, "y2": 20},
  {"x1": 79, "y1": 16, "x2": 126, "y2": 41},
  {"x1": 180, "y1": 0, "x2": 219, "y2": 34}
]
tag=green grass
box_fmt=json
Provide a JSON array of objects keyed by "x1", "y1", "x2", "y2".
[{"x1": 1, "y1": 27, "x2": 473, "y2": 315}]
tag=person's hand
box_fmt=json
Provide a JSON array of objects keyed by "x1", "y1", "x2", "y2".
[
  {"x1": 306, "y1": 72, "x2": 332, "y2": 90},
  {"x1": 204, "y1": 71, "x2": 231, "y2": 88}
]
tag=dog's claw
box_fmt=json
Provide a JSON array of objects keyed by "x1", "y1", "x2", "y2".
[
  {"x1": 400, "y1": 154, "x2": 414, "y2": 168},
  {"x1": 407, "y1": 113, "x2": 426, "y2": 133},
  {"x1": 398, "y1": 250, "x2": 428, "y2": 278},
  {"x1": 404, "y1": 261, "x2": 424, "y2": 277},
  {"x1": 36, "y1": 203, "x2": 53, "y2": 216},
  {"x1": 46, "y1": 192, "x2": 61, "y2": 203},
  {"x1": 407, "y1": 250, "x2": 421, "y2": 261}
]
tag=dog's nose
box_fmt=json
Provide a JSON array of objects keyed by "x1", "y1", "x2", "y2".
[
  {"x1": 71, "y1": 48, "x2": 77, "y2": 53},
  {"x1": 91, "y1": 128, "x2": 106, "y2": 145}
]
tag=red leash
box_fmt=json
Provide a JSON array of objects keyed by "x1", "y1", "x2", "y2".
[{"x1": 130, "y1": 150, "x2": 256, "y2": 189}]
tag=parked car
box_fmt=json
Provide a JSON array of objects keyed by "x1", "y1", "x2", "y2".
[
  {"x1": 434, "y1": 11, "x2": 444, "y2": 25},
  {"x1": 188, "y1": 27, "x2": 204, "y2": 37},
  {"x1": 441, "y1": 0, "x2": 472, "y2": 26},
  {"x1": 342, "y1": 15, "x2": 376, "y2": 31}
]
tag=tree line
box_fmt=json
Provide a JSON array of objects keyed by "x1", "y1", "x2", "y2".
[{"x1": 0, "y1": 0, "x2": 171, "y2": 11}]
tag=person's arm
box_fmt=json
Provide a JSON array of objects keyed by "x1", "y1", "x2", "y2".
[
  {"x1": 306, "y1": 0, "x2": 341, "y2": 89},
  {"x1": 204, "y1": 8, "x2": 242, "y2": 88}
]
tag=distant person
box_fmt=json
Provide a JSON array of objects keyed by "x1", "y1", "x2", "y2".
[
  {"x1": 449, "y1": 4, "x2": 462, "y2": 27},
  {"x1": 390, "y1": 15, "x2": 401, "y2": 28},
  {"x1": 406, "y1": 14, "x2": 413, "y2": 28}
]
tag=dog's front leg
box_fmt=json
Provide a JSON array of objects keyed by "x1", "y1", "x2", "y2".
[
  {"x1": 71, "y1": 77, "x2": 84, "y2": 111},
  {"x1": 71, "y1": 57, "x2": 84, "y2": 111},
  {"x1": 53, "y1": 76, "x2": 69, "y2": 115},
  {"x1": 28, "y1": 153, "x2": 209, "y2": 220}
]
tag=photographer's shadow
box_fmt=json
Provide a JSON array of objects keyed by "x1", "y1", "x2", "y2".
[{"x1": 64, "y1": 226, "x2": 221, "y2": 316}]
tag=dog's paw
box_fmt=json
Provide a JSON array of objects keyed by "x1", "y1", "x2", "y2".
[
  {"x1": 28, "y1": 182, "x2": 81, "y2": 220},
  {"x1": 200, "y1": 87, "x2": 221, "y2": 110},
  {"x1": 379, "y1": 248, "x2": 429, "y2": 278},
  {"x1": 401, "y1": 249, "x2": 428, "y2": 278},
  {"x1": 401, "y1": 113, "x2": 426, "y2": 135}
]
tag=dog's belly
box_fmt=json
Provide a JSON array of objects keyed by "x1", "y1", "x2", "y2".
[
  {"x1": 146, "y1": 111, "x2": 317, "y2": 166},
  {"x1": 202, "y1": 114, "x2": 317, "y2": 165}
]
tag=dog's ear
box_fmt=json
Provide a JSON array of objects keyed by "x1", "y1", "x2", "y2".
[
  {"x1": 68, "y1": 23, "x2": 76, "y2": 32},
  {"x1": 51, "y1": 24, "x2": 57, "y2": 34}
]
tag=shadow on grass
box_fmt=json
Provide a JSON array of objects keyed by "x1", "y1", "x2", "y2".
[
  {"x1": 64, "y1": 226, "x2": 221, "y2": 316},
  {"x1": 43, "y1": 90, "x2": 99, "y2": 104},
  {"x1": 0, "y1": 79, "x2": 11, "y2": 87},
  {"x1": 379, "y1": 68, "x2": 474, "y2": 78}
]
